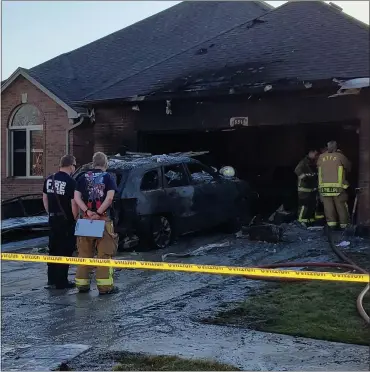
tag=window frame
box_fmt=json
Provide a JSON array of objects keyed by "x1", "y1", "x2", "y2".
[
  {"x1": 184, "y1": 162, "x2": 219, "y2": 185},
  {"x1": 162, "y1": 163, "x2": 190, "y2": 188},
  {"x1": 140, "y1": 168, "x2": 162, "y2": 192},
  {"x1": 7, "y1": 106, "x2": 44, "y2": 179}
]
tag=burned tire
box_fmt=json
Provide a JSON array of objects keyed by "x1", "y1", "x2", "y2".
[{"x1": 140, "y1": 215, "x2": 173, "y2": 250}]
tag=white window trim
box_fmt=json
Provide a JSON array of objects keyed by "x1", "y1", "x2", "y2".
[{"x1": 9, "y1": 124, "x2": 44, "y2": 179}]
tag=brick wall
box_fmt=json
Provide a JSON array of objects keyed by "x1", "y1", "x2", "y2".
[
  {"x1": 357, "y1": 92, "x2": 370, "y2": 225},
  {"x1": 93, "y1": 105, "x2": 138, "y2": 155},
  {"x1": 72, "y1": 123, "x2": 94, "y2": 167},
  {"x1": 1, "y1": 76, "x2": 70, "y2": 200}
]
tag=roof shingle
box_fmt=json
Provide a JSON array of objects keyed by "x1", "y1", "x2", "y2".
[
  {"x1": 84, "y1": 1, "x2": 369, "y2": 102},
  {"x1": 26, "y1": 1, "x2": 271, "y2": 108}
]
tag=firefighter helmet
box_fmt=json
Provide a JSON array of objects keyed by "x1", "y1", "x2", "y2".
[{"x1": 220, "y1": 166, "x2": 235, "y2": 177}]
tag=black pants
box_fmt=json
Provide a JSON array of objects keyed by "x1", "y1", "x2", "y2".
[
  {"x1": 48, "y1": 217, "x2": 76, "y2": 287},
  {"x1": 297, "y1": 192, "x2": 317, "y2": 224}
]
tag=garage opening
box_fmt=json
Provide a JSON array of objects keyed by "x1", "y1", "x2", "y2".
[{"x1": 138, "y1": 120, "x2": 359, "y2": 220}]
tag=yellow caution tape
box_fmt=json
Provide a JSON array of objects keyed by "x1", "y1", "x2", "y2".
[{"x1": 1, "y1": 253, "x2": 369, "y2": 283}]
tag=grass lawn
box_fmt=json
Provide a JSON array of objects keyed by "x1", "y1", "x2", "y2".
[
  {"x1": 207, "y1": 280, "x2": 370, "y2": 345},
  {"x1": 112, "y1": 353, "x2": 239, "y2": 371}
]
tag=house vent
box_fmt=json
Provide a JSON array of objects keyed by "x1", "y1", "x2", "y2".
[{"x1": 328, "y1": 2, "x2": 343, "y2": 11}]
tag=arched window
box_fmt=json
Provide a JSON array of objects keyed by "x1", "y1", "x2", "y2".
[{"x1": 8, "y1": 104, "x2": 44, "y2": 177}]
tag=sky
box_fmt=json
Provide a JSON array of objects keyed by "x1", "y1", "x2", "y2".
[{"x1": 1, "y1": 1, "x2": 369, "y2": 79}]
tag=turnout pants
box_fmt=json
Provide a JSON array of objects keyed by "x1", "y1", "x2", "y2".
[
  {"x1": 320, "y1": 191, "x2": 350, "y2": 228},
  {"x1": 75, "y1": 220, "x2": 118, "y2": 294},
  {"x1": 315, "y1": 198, "x2": 325, "y2": 221},
  {"x1": 297, "y1": 191, "x2": 317, "y2": 224},
  {"x1": 48, "y1": 217, "x2": 76, "y2": 287}
]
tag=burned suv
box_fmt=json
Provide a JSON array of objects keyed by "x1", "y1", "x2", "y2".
[{"x1": 74, "y1": 153, "x2": 251, "y2": 250}]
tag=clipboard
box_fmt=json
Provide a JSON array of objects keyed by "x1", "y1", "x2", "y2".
[{"x1": 75, "y1": 219, "x2": 105, "y2": 238}]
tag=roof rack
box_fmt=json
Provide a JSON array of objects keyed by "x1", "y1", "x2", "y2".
[
  {"x1": 169, "y1": 151, "x2": 209, "y2": 157},
  {"x1": 109, "y1": 150, "x2": 209, "y2": 162}
]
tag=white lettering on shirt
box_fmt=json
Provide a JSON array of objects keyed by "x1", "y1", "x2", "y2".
[{"x1": 46, "y1": 179, "x2": 67, "y2": 195}]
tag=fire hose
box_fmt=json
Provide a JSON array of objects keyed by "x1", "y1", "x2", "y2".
[
  {"x1": 244, "y1": 234, "x2": 369, "y2": 324},
  {"x1": 327, "y1": 228, "x2": 369, "y2": 324}
]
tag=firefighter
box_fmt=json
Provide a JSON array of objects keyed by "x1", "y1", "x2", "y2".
[
  {"x1": 74, "y1": 152, "x2": 119, "y2": 295},
  {"x1": 42, "y1": 155, "x2": 78, "y2": 289},
  {"x1": 294, "y1": 149, "x2": 319, "y2": 225},
  {"x1": 317, "y1": 141, "x2": 351, "y2": 229},
  {"x1": 314, "y1": 147, "x2": 327, "y2": 223}
]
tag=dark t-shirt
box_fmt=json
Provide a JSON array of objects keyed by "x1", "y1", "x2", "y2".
[
  {"x1": 43, "y1": 171, "x2": 76, "y2": 221},
  {"x1": 75, "y1": 170, "x2": 117, "y2": 213}
]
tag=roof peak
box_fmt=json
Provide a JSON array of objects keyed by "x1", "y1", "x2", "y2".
[
  {"x1": 30, "y1": 1, "x2": 271, "y2": 71},
  {"x1": 23, "y1": 1, "x2": 369, "y2": 104}
]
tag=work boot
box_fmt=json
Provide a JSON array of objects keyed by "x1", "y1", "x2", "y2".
[
  {"x1": 78, "y1": 288, "x2": 90, "y2": 293},
  {"x1": 99, "y1": 286, "x2": 119, "y2": 296},
  {"x1": 55, "y1": 281, "x2": 76, "y2": 290},
  {"x1": 44, "y1": 283, "x2": 56, "y2": 290}
]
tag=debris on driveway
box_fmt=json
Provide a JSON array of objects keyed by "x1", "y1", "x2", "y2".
[
  {"x1": 1, "y1": 193, "x2": 44, "y2": 220},
  {"x1": 268, "y1": 204, "x2": 295, "y2": 225},
  {"x1": 55, "y1": 362, "x2": 72, "y2": 371},
  {"x1": 1, "y1": 344, "x2": 90, "y2": 371},
  {"x1": 162, "y1": 241, "x2": 230, "y2": 261},
  {"x1": 244, "y1": 224, "x2": 283, "y2": 243},
  {"x1": 1, "y1": 194, "x2": 48, "y2": 242},
  {"x1": 2, "y1": 216, "x2": 48, "y2": 234},
  {"x1": 1, "y1": 236, "x2": 49, "y2": 253},
  {"x1": 337, "y1": 240, "x2": 351, "y2": 247},
  {"x1": 235, "y1": 230, "x2": 248, "y2": 239},
  {"x1": 307, "y1": 226, "x2": 325, "y2": 231},
  {"x1": 31, "y1": 246, "x2": 49, "y2": 254}
]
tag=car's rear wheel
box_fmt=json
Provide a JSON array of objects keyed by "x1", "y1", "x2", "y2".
[
  {"x1": 152, "y1": 216, "x2": 172, "y2": 248},
  {"x1": 140, "y1": 215, "x2": 173, "y2": 250}
]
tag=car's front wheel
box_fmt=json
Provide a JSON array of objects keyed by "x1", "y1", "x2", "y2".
[{"x1": 140, "y1": 215, "x2": 173, "y2": 250}]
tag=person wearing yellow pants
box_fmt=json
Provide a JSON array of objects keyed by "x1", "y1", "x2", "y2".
[
  {"x1": 315, "y1": 197, "x2": 326, "y2": 223},
  {"x1": 320, "y1": 192, "x2": 350, "y2": 229},
  {"x1": 75, "y1": 219, "x2": 118, "y2": 293},
  {"x1": 74, "y1": 152, "x2": 119, "y2": 295},
  {"x1": 294, "y1": 149, "x2": 319, "y2": 226},
  {"x1": 317, "y1": 141, "x2": 351, "y2": 230}
]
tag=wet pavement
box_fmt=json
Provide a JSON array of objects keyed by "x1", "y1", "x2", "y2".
[
  {"x1": 1, "y1": 226, "x2": 369, "y2": 371},
  {"x1": 2, "y1": 236, "x2": 48, "y2": 253}
]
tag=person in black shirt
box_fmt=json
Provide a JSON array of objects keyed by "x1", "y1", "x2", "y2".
[{"x1": 42, "y1": 155, "x2": 78, "y2": 289}]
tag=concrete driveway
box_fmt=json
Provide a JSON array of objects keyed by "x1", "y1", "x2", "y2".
[{"x1": 2, "y1": 226, "x2": 369, "y2": 370}]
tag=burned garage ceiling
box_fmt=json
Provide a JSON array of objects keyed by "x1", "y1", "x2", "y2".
[
  {"x1": 80, "y1": 1, "x2": 369, "y2": 103},
  {"x1": 150, "y1": 62, "x2": 312, "y2": 98}
]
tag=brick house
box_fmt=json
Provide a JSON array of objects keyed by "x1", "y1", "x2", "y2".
[{"x1": 2, "y1": 1, "x2": 369, "y2": 224}]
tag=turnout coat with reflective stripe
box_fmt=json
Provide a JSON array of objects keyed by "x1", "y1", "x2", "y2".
[
  {"x1": 317, "y1": 150, "x2": 351, "y2": 196},
  {"x1": 294, "y1": 156, "x2": 318, "y2": 192}
]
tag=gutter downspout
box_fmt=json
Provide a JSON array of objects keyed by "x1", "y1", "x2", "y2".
[{"x1": 66, "y1": 116, "x2": 85, "y2": 154}]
